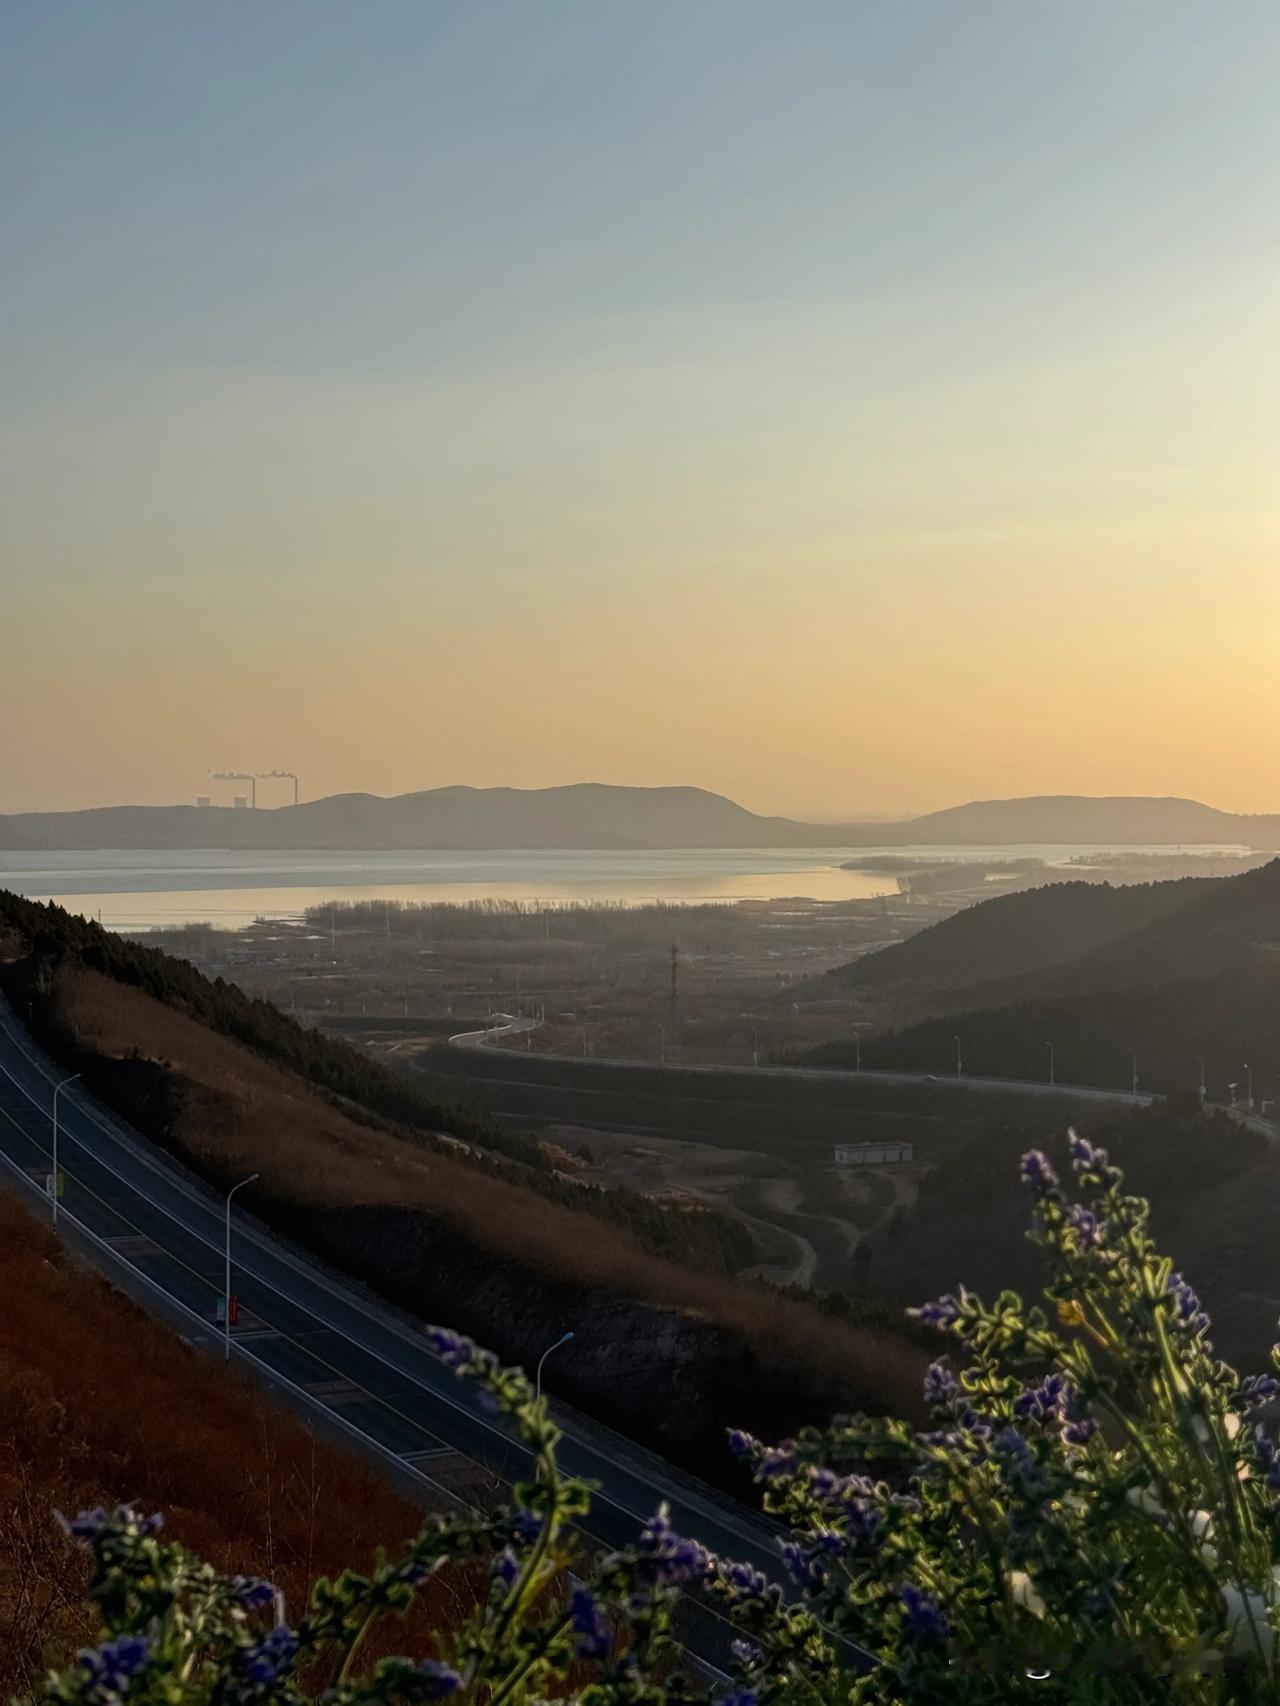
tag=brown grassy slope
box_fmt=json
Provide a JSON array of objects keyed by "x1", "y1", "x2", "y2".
[
  {"x1": 0, "y1": 1186, "x2": 471, "y2": 1696},
  {"x1": 52, "y1": 967, "x2": 924, "y2": 1443}
]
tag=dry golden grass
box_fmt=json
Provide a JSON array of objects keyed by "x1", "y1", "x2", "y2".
[
  {"x1": 0, "y1": 1185, "x2": 472, "y2": 1693},
  {"x1": 55, "y1": 967, "x2": 925, "y2": 1419}
]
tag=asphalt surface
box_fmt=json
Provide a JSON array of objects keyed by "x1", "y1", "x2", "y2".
[{"x1": 0, "y1": 995, "x2": 807, "y2": 1671}]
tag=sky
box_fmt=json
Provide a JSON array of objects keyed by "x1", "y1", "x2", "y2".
[{"x1": 2, "y1": 1, "x2": 1277, "y2": 819}]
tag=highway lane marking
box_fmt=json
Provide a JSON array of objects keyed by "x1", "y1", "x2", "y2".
[
  {"x1": 0, "y1": 1082, "x2": 749, "y2": 1559},
  {"x1": 0, "y1": 1009, "x2": 785, "y2": 1560},
  {"x1": 0, "y1": 1034, "x2": 873, "y2": 1672},
  {"x1": 0, "y1": 1123, "x2": 777, "y2": 1667}
]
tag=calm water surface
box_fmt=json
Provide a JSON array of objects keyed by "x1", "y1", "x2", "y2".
[{"x1": 0, "y1": 843, "x2": 1251, "y2": 931}]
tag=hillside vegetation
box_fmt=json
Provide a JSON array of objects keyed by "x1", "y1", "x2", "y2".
[
  {"x1": 0, "y1": 896, "x2": 924, "y2": 1475},
  {"x1": 805, "y1": 861, "x2": 1280, "y2": 1102},
  {"x1": 0, "y1": 891, "x2": 750, "y2": 1271},
  {"x1": 0, "y1": 1186, "x2": 468, "y2": 1697},
  {"x1": 819, "y1": 875, "x2": 1216, "y2": 997}
]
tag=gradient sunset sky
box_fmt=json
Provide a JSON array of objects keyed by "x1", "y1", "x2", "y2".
[{"x1": 3, "y1": 1, "x2": 1277, "y2": 818}]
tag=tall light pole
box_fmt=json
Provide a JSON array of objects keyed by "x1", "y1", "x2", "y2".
[
  {"x1": 535, "y1": 1330, "x2": 573, "y2": 1403},
  {"x1": 1193, "y1": 1055, "x2": 1206, "y2": 1101},
  {"x1": 1127, "y1": 1049, "x2": 1139, "y2": 1097},
  {"x1": 752, "y1": 1029, "x2": 760, "y2": 1068},
  {"x1": 1046, "y1": 1042, "x2": 1055, "y2": 1087},
  {"x1": 954, "y1": 1035, "x2": 962, "y2": 1078},
  {"x1": 1245, "y1": 1063, "x2": 1254, "y2": 1114},
  {"x1": 854, "y1": 1032, "x2": 862, "y2": 1072},
  {"x1": 224, "y1": 1173, "x2": 259, "y2": 1361},
  {"x1": 51, "y1": 1073, "x2": 80, "y2": 1228}
]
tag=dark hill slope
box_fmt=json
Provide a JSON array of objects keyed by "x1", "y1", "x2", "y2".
[
  {"x1": 816, "y1": 960, "x2": 1280, "y2": 1103},
  {"x1": 821, "y1": 877, "x2": 1216, "y2": 994},
  {"x1": 803, "y1": 862, "x2": 1280, "y2": 1098}
]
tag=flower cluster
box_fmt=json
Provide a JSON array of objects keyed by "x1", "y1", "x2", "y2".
[{"x1": 42, "y1": 1131, "x2": 1280, "y2": 1704}]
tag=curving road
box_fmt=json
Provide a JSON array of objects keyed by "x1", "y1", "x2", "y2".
[{"x1": 0, "y1": 996, "x2": 818, "y2": 1672}]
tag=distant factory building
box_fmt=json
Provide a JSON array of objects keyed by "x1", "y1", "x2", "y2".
[
  {"x1": 232, "y1": 795, "x2": 250, "y2": 809},
  {"x1": 834, "y1": 1140, "x2": 913, "y2": 1166},
  {"x1": 195, "y1": 795, "x2": 211, "y2": 808}
]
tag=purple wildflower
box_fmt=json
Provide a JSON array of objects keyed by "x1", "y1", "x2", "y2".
[
  {"x1": 723, "y1": 1559, "x2": 771, "y2": 1602},
  {"x1": 1255, "y1": 1430, "x2": 1280, "y2": 1490},
  {"x1": 1019, "y1": 1150, "x2": 1060, "y2": 1199},
  {"x1": 417, "y1": 1661, "x2": 462, "y2": 1698},
  {"x1": 1068, "y1": 1132, "x2": 1108, "y2": 1171},
  {"x1": 727, "y1": 1429, "x2": 757, "y2": 1459},
  {"x1": 757, "y1": 1445, "x2": 797, "y2": 1480},
  {"x1": 78, "y1": 1636, "x2": 149, "y2": 1696},
  {"x1": 910, "y1": 1294, "x2": 961, "y2": 1330},
  {"x1": 424, "y1": 1326, "x2": 474, "y2": 1369},
  {"x1": 994, "y1": 1426, "x2": 1045, "y2": 1498},
  {"x1": 923, "y1": 1360, "x2": 959, "y2": 1408},
  {"x1": 1064, "y1": 1416, "x2": 1099, "y2": 1446},
  {"x1": 228, "y1": 1576, "x2": 276, "y2": 1609},
  {"x1": 846, "y1": 1498, "x2": 881, "y2": 1547},
  {"x1": 570, "y1": 1586, "x2": 612, "y2": 1660},
  {"x1": 493, "y1": 1548, "x2": 520, "y2": 1590},
  {"x1": 64, "y1": 1506, "x2": 110, "y2": 1544},
  {"x1": 780, "y1": 1540, "x2": 827, "y2": 1592},
  {"x1": 240, "y1": 1625, "x2": 298, "y2": 1688},
  {"x1": 639, "y1": 1504, "x2": 712, "y2": 1583},
  {"x1": 900, "y1": 1583, "x2": 948, "y2": 1645},
  {"x1": 1235, "y1": 1375, "x2": 1280, "y2": 1414},
  {"x1": 729, "y1": 1638, "x2": 761, "y2": 1669},
  {"x1": 1166, "y1": 1274, "x2": 1210, "y2": 1334},
  {"x1": 1066, "y1": 1204, "x2": 1104, "y2": 1248},
  {"x1": 512, "y1": 1506, "x2": 542, "y2": 1543},
  {"x1": 1013, "y1": 1372, "x2": 1071, "y2": 1425},
  {"x1": 719, "y1": 1692, "x2": 758, "y2": 1706}
]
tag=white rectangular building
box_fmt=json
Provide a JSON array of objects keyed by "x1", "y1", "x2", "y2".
[{"x1": 834, "y1": 1140, "x2": 913, "y2": 1166}]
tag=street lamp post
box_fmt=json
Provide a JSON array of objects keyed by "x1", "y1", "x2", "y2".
[
  {"x1": 51, "y1": 1073, "x2": 80, "y2": 1228},
  {"x1": 224, "y1": 1173, "x2": 259, "y2": 1361},
  {"x1": 535, "y1": 1330, "x2": 574, "y2": 1403},
  {"x1": 954, "y1": 1035, "x2": 962, "y2": 1078},
  {"x1": 752, "y1": 1029, "x2": 760, "y2": 1068},
  {"x1": 854, "y1": 1032, "x2": 861, "y2": 1072},
  {"x1": 1128, "y1": 1049, "x2": 1139, "y2": 1097},
  {"x1": 1245, "y1": 1063, "x2": 1254, "y2": 1114},
  {"x1": 1194, "y1": 1055, "x2": 1206, "y2": 1101},
  {"x1": 1046, "y1": 1042, "x2": 1055, "y2": 1087}
]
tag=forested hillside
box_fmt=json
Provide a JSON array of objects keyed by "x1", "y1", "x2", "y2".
[{"x1": 819, "y1": 876, "x2": 1215, "y2": 994}]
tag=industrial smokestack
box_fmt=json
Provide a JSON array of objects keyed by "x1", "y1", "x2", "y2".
[
  {"x1": 259, "y1": 769, "x2": 300, "y2": 806},
  {"x1": 211, "y1": 770, "x2": 257, "y2": 808}
]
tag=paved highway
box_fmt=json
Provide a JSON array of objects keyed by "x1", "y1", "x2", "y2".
[
  {"x1": 444, "y1": 1034, "x2": 1277, "y2": 1140},
  {"x1": 0, "y1": 996, "x2": 806, "y2": 1670}
]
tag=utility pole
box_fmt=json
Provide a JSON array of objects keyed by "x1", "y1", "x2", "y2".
[
  {"x1": 51, "y1": 1073, "x2": 80, "y2": 1228},
  {"x1": 1194, "y1": 1055, "x2": 1206, "y2": 1101},
  {"x1": 1128, "y1": 1049, "x2": 1139, "y2": 1097},
  {"x1": 669, "y1": 943, "x2": 679, "y2": 1007},
  {"x1": 224, "y1": 1173, "x2": 259, "y2": 1361},
  {"x1": 1046, "y1": 1041, "x2": 1055, "y2": 1087},
  {"x1": 954, "y1": 1035, "x2": 962, "y2": 1078}
]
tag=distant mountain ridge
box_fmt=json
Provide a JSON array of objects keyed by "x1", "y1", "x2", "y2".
[{"x1": 1, "y1": 786, "x2": 1278, "y2": 852}]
